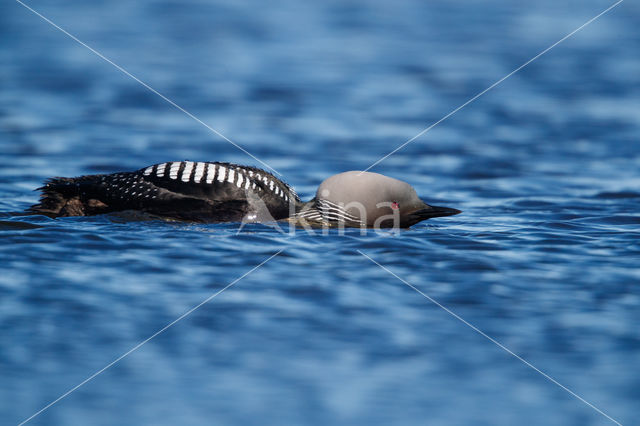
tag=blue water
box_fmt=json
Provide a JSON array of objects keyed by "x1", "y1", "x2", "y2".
[{"x1": 1, "y1": 0, "x2": 639, "y2": 424}]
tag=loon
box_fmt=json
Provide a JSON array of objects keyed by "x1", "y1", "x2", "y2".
[{"x1": 29, "y1": 161, "x2": 461, "y2": 228}]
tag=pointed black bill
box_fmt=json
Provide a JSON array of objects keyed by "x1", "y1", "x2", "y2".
[{"x1": 411, "y1": 205, "x2": 461, "y2": 219}]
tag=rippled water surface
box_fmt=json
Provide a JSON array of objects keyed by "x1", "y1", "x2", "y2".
[{"x1": 1, "y1": 0, "x2": 639, "y2": 425}]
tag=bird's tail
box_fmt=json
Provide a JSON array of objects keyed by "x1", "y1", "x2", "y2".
[{"x1": 28, "y1": 175, "x2": 109, "y2": 217}]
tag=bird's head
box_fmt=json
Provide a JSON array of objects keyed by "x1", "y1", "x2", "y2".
[{"x1": 305, "y1": 171, "x2": 460, "y2": 228}]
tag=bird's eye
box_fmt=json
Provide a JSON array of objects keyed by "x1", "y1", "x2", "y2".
[{"x1": 391, "y1": 201, "x2": 399, "y2": 210}]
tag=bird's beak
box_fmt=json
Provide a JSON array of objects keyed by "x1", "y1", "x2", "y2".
[{"x1": 410, "y1": 204, "x2": 461, "y2": 219}]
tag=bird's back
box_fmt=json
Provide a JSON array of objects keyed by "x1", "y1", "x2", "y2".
[{"x1": 30, "y1": 161, "x2": 299, "y2": 222}]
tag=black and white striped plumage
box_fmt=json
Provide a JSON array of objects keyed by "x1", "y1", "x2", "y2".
[
  {"x1": 294, "y1": 198, "x2": 363, "y2": 227},
  {"x1": 30, "y1": 161, "x2": 299, "y2": 222}
]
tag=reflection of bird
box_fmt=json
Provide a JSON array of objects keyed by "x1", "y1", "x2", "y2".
[{"x1": 29, "y1": 162, "x2": 460, "y2": 228}]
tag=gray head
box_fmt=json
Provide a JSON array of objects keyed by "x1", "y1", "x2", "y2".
[{"x1": 307, "y1": 171, "x2": 460, "y2": 228}]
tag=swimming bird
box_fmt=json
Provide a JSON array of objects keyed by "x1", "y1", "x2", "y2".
[{"x1": 29, "y1": 162, "x2": 460, "y2": 228}]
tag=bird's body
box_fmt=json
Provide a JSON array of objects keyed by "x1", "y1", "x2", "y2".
[
  {"x1": 29, "y1": 161, "x2": 460, "y2": 228},
  {"x1": 31, "y1": 162, "x2": 297, "y2": 222}
]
